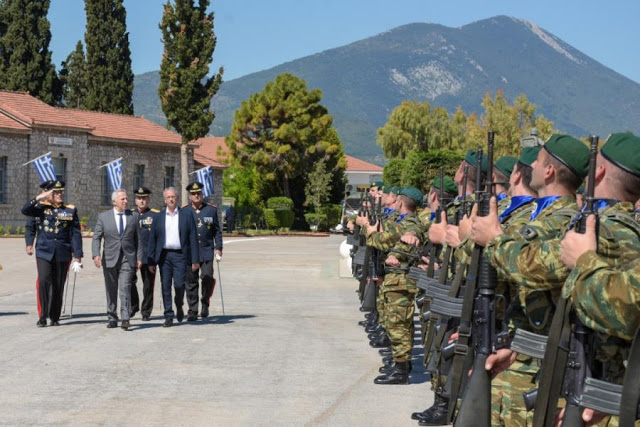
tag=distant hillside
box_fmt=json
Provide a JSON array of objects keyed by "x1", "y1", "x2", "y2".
[{"x1": 134, "y1": 15, "x2": 640, "y2": 165}]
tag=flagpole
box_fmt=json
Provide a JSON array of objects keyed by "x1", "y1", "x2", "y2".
[
  {"x1": 22, "y1": 152, "x2": 52, "y2": 167},
  {"x1": 98, "y1": 157, "x2": 123, "y2": 169},
  {"x1": 189, "y1": 166, "x2": 209, "y2": 175}
]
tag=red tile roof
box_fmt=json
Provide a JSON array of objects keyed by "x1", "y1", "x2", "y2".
[
  {"x1": 0, "y1": 91, "x2": 183, "y2": 145},
  {"x1": 67, "y1": 109, "x2": 182, "y2": 145},
  {"x1": 0, "y1": 111, "x2": 29, "y2": 132},
  {"x1": 193, "y1": 136, "x2": 229, "y2": 169},
  {"x1": 346, "y1": 155, "x2": 383, "y2": 172}
]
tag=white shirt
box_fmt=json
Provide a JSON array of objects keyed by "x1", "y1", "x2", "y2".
[
  {"x1": 164, "y1": 207, "x2": 181, "y2": 249},
  {"x1": 113, "y1": 208, "x2": 127, "y2": 235}
]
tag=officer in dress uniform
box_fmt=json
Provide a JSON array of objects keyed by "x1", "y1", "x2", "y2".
[
  {"x1": 21, "y1": 180, "x2": 83, "y2": 327},
  {"x1": 25, "y1": 180, "x2": 55, "y2": 320},
  {"x1": 183, "y1": 182, "x2": 223, "y2": 321},
  {"x1": 129, "y1": 187, "x2": 160, "y2": 321}
]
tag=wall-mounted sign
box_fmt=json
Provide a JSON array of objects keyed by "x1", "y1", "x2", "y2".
[{"x1": 48, "y1": 136, "x2": 73, "y2": 146}]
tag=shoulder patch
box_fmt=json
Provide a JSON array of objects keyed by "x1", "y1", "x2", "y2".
[{"x1": 519, "y1": 225, "x2": 538, "y2": 240}]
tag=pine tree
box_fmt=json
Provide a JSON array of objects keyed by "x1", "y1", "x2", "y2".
[
  {"x1": 59, "y1": 41, "x2": 89, "y2": 108},
  {"x1": 84, "y1": 0, "x2": 133, "y2": 114},
  {"x1": 159, "y1": 0, "x2": 223, "y2": 202},
  {"x1": 0, "y1": 0, "x2": 60, "y2": 105}
]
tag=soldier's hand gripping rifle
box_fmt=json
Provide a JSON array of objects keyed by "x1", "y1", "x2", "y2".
[
  {"x1": 529, "y1": 136, "x2": 600, "y2": 427},
  {"x1": 362, "y1": 195, "x2": 384, "y2": 312},
  {"x1": 454, "y1": 132, "x2": 509, "y2": 427}
]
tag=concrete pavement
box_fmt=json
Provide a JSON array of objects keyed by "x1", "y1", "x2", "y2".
[{"x1": 0, "y1": 235, "x2": 433, "y2": 426}]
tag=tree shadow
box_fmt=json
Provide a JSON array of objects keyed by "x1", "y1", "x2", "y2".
[{"x1": 0, "y1": 311, "x2": 28, "y2": 317}]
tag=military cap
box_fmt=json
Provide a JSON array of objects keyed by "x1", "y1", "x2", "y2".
[
  {"x1": 464, "y1": 149, "x2": 489, "y2": 173},
  {"x1": 133, "y1": 186, "x2": 152, "y2": 197},
  {"x1": 543, "y1": 134, "x2": 590, "y2": 179},
  {"x1": 186, "y1": 182, "x2": 204, "y2": 193},
  {"x1": 576, "y1": 183, "x2": 585, "y2": 195},
  {"x1": 370, "y1": 180, "x2": 384, "y2": 189},
  {"x1": 600, "y1": 132, "x2": 640, "y2": 178},
  {"x1": 51, "y1": 180, "x2": 65, "y2": 191},
  {"x1": 432, "y1": 176, "x2": 457, "y2": 194},
  {"x1": 519, "y1": 146, "x2": 540, "y2": 167},
  {"x1": 390, "y1": 186, "x2": 400, "y2": 195},
  {"x1": 495, "y1": 156, "x2": 518, "y2": 179},
  {"x1": 398, "y1": 186, "x2": 423, "y2": 206},
  {"x1": 381, "y1": 184, "x2": 391, "y2": 194},
  {"x1": 39, "y1": 180, "x2": 55, "y2": 190}
]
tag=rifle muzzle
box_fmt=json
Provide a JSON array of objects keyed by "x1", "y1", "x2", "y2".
[{"x1": 523, "y1": 389, "x2": 537, "y2": 412}]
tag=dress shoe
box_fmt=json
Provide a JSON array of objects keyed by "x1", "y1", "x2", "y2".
[
  {"x1": 200, "y1": 305, "x2": 209, "y2": 319},
  {"x1": 130, "y1": 310, "x2": 138, "y2": 319},
  {"x1": 163, "y1": 318, "x2": 173, "y2": 327},
  {"x1": 141, "y1": 316, "x2": 150, "y2": 321},
  {"x1": 373, "y1": 361, "x2": 410, "y2": 385},
  {"x1": 121, "y1": 320, "x2": 130, "y2": 330},
  {"x1": 36, "y1": 318, "x2": 47, "y2": 327},
  {"x1": 187, "y1": 314, "x2": 197, "y2": 322},
  {"x1": 50, "y1": 320, "x2": 60, "y2": 326},
  {"x1": 107, "y1": 320, "x2": 118, "y2": 329},
  {"x1": 417, "y1": 393, "x2": 449, "y2": 425},
  {"x1": 176, "y1": 306, "x2": 184, "y2": 322}
]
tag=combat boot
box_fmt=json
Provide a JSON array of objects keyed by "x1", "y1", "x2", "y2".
[
  {"x1": 369, "y1": 333, "x2": 391, "y2": 348},
  {"x1": 378, "y1": 346, "x2": 392, "y2": 356},
  {"x1": 373, "y1": 361, "x2": 410, "y2": 384},
  {"x1": 379, "y1": 360, "x2": 412, "y2": 374},
  {"x1": 416, "y1": 393, "x2": 449, "y2": 425},
  {"x1": 381, "y1": 354, "x2": 394, "y2": 365}
]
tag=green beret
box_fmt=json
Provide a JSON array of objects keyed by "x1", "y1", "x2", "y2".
[
  {"x1": 601, "y1": 132, "x2": 640, "y2": 178},
  {"x1": 543, "y1": 134, "x2": 590, "y2": 179},
  {"x1": 495, "y1": 156, "x2": 517, "y2": 179},
  {"x1": 399, "y1": 186, "x2": 423, "y2": 206},
  {"x1": 519, "y1": 147, "x2": 540, "y2": 167},
  {"x1": 432, "y1": 176, "x2": 457, "y2": 195},
  {"x1": 389, "y1": 186, "x2": 400, "y2": 195},
  {"x1": 464, "y1": 149, "x2": 489, "y2": 173},
  {"x1": 370, "y1": 180, "x2": 384, "y2": 189},
  {"x1": 381, "y1": 184, "x2": 392, "y2": 194},
  {"x1": 576, "y1": 183, "x2": 585, "y2": 195}
]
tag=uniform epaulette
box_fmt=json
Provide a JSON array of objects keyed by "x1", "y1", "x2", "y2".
[
  {"x1": 151, "y1": 208, "x2": 160, "y2": 213},
  {"x1": 66, "y1": 204, "x2": 75, "y2": 209},
  {"x1": 40, "y1": 201, "x2": 52, "y2": 206}
]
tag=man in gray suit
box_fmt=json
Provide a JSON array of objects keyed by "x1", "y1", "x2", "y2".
[{"x1": 92, "y1": 189, "x2": 143, "y2": 330}]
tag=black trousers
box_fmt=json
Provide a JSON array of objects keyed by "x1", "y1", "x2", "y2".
[
  {"x1": 130, "y1": 264, "x2": 156, "y2": 317},
  {"x1": 186, "y1": 259, "x2": 215, "y2": 315},
  {"x1": 36, "y1": 256, "x2": 70, "y2": 322},
  {"x1": 159, "y1": 249, "x2": 186, "y2": 319}
]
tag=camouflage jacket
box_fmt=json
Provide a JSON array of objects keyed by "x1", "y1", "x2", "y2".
[{"x1": 484, "y1": 195, "x2": 579, "y2": 333}]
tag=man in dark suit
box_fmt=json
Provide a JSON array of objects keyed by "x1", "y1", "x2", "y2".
[
  {"x1": 92, "y1": 189, "x2": 143, "y2": 330},
  {"x1": 183, "y1": 182, "x2": 223, "y2": 320},
  {"x1": 21, "y1": 180, "x2": 83, "y2": 327},
  {"x1": 147, "y1": 187, "x2": 199, "y2": 327}
]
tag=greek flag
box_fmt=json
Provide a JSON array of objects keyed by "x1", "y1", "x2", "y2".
[
  {"x1": 195, "y1": 166, "x2": 214, "y2": 197},
  {"x1": 106, "y1": 158, "x2": 123, "y2": 191},
  {"x1": 33, "y1": 153, "x2": 56, "y2": 183}
]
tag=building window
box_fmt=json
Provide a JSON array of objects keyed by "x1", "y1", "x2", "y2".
[
  {"x1": 101, "y1": 163, "x2": 111, "y2": 206},
  {"x1": 133, "y1": 164, "x2": 145, "y2": 191},
  {"x1": 52, "y1": 157, "x2": 67, "y2": 183},
  {"x1": 164, "y1": 166, "x2": 175, "y2": 189},
  {"x1": 0, "y1": 157, "x2": 7, "y2": 204}
]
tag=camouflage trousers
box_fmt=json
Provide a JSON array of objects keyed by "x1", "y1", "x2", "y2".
[
  {"x1": 491, "y1": 358, "x2": 538, "y2": 426},
  {"x1": 385, "y1": 289, "x2": 416, "y2": 363},
  {"x1": 376, "y1": 279, "x2": 387, "y2": 330}
]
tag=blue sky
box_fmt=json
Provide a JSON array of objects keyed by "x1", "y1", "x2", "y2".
[{"x1": 49, "y1": 0, "x2": 640, "y2": 84}]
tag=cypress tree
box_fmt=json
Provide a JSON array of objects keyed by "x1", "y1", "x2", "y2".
[
  {"x1": 159, "y1": 0, "x2": 223, "y2": 202},
  {"x1": 0, "y1": 0, "x2": 60, "y2": 105},
  {"x1": 60, "y1": 41, "x2": 89, "y2": 109},
  {"x1": 84, "y1": 0, "x2": 133, "y2": 114}
]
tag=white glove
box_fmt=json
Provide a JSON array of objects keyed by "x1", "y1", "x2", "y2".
[
  {"x1": 215, "y1": 253, "x2": 222, "y2": 262},
  {"x1": 71, "y1": 261, "x2": 83, "y2": 273}
]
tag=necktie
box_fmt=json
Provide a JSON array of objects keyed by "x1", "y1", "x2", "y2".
[{"x1": 118, "y1": 212, "x2": 124, "y2": 238}]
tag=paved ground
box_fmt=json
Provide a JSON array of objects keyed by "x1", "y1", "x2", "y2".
[{"x1": 0, "y1": 235, "x2": 433, "y2": 426}]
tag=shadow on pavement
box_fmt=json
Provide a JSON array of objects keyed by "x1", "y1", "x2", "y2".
[
  {"x1": 204, "y1": 314, "x2": 256, "y2": 325},
  {"x1": 0, "y1": 311, "x2": 28, "y2": 317}
]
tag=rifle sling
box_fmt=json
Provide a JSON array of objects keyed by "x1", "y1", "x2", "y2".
[
  {"x1": 620, "y1": 326, "x2": 640, "y2": 425},
  {"x1": 533, "y1": 297, "x2": 572, "y2": 427}
]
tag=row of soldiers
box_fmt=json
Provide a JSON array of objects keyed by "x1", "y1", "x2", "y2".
[{"x1": 346, "y1": 131, "x2": 640, "y2": 426}]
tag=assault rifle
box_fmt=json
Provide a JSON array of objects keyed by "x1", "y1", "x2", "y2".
[
  {"x1": 454, "y1": 131, "x2": 509, "y2": 426},
  {"x1": 361, "y1": 193, "x2": 384, "y2": 312}
]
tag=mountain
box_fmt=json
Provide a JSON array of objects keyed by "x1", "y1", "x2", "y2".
[{"x1": 133, "y1": 16, "x2": 640, "y2": 164}]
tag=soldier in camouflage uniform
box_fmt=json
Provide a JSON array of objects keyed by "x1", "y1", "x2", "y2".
[
  {"x1": 470, "y1": 135, "x2": 590, "y2": 427},
  {"x1": 365, "y1": 187, "x2": 425, "y2": 384}
]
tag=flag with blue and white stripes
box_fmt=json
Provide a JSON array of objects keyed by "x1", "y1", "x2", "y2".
[
  {"x1": 195, "y1": 166, "x2": 214, "y2": 197},
  {"x1": 33, "y1": 153, "x2": 56, "y2": 183},
  {"x1": 106, "y1": 158, "x2": 123, "y2": 191}
]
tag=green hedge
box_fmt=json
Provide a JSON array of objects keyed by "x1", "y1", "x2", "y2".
[
  {"x1": 264, "y1": 208, "x2": 295, "y2": 230},
  {"x1": 318, "y1": 204, "x2": 342, "y2": 228},
  {"x1": 304, "y1": 213, "x2": 327, "y2": 230},
  {"x1": 266, "y1": 197, "x2": 294, "y2": 210}
]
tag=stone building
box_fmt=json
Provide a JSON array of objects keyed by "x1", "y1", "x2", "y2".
[{"x1": 0, "y1": 91, "x2": 222, "y2": 228}]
